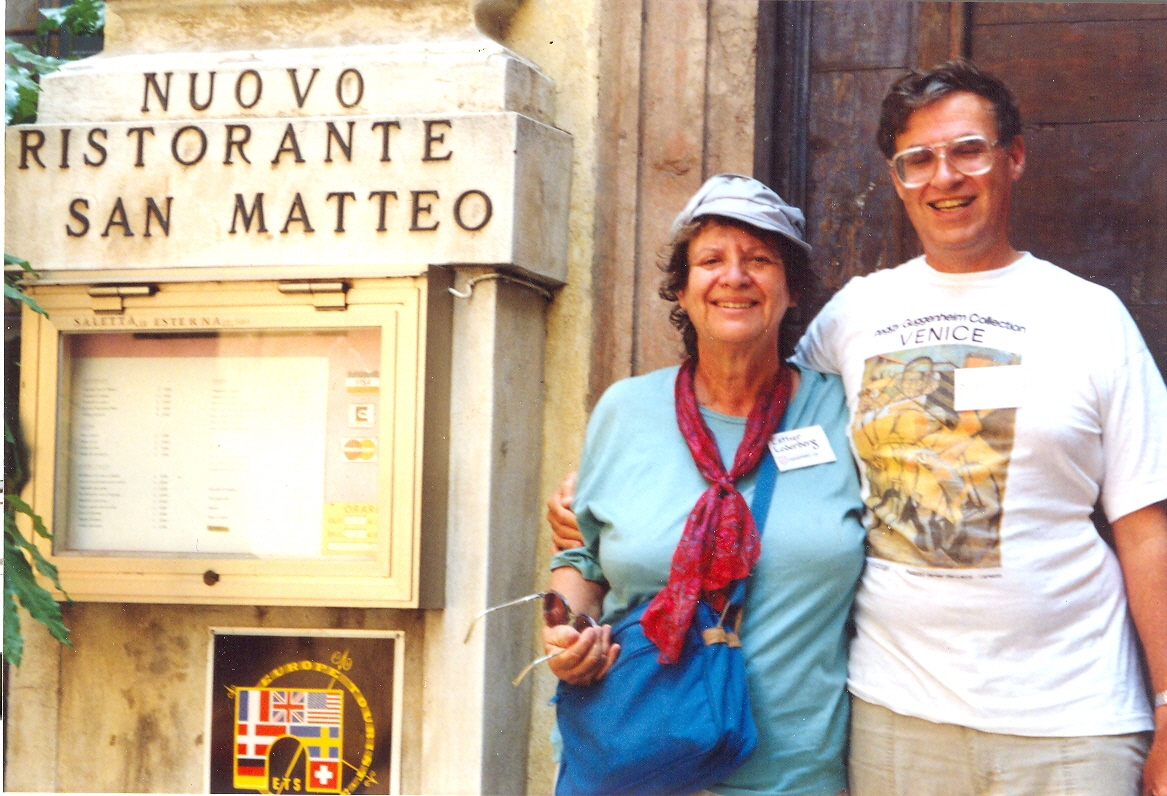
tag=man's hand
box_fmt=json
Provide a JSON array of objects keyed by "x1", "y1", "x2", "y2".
[
  {"x1": 1144, "y1": 709, "x2": 1166, "y2": 796},
  {"x1": 1111, "y1": 501, "x2": 1167, "y2": 796},
  {"x1": 547, "y1": 471, "x2": 584, "y2": 551}
]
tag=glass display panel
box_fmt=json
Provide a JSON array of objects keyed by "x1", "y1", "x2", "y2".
[{"x1": 56, "y1": 328, "x2": 382, "y2": 559}]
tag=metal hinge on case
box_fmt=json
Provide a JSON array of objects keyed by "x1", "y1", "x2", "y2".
[
  {"x1": 277, "y1": 281, "x2": 348, "y2": 310},
  {"x1": 87, "y1": 284, "x2": 157, "y2": 314}
]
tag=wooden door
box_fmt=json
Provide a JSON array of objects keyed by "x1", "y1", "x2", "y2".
[{"x1": 967, "y1": 3, "x2": 1167, "y2": 376}]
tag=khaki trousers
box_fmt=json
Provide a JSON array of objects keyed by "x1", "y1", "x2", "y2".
[{"x1": 849, "y1": 697, "x2": 1150, "y2": 796}]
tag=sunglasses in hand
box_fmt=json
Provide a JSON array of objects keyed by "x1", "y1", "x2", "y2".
[{"x1": 464, "y1": 590, "x2": 600, "y2": 685}]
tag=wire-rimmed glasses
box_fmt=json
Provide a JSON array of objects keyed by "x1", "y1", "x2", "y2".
[
  {"x1": 890, "y1": 135, "x2": 1001, "y2": 188},
  {"x1": 464, "y1": 590, "x2": 600, "y2": 685}
]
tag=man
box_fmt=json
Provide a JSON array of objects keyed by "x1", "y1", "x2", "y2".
[{"x1": 548, "y1": 61, "x2": 1167, "y2": 795}]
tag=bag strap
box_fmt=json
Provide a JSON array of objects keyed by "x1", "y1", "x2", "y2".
[
  {"x1": 722, "y1": 434, "x2": 780, "y2": 619},
  {"x1": 749, "y1": 446, "x2": 777, "y2": 530},
  {"x1": 749, "y1": 402, "x2": 788, "y2": 540}
]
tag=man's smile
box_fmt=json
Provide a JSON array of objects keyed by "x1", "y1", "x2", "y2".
[{"x1": 929, "y1": 197, "x2": 975, "y2": 212}]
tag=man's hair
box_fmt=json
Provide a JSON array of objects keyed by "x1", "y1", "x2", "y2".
[
  {"x1": 876, "y1": 59, "x2": 1022, "y2": 158},
  {"x1": 658, "y1": 215, "x2": 816, "y2": 361}
]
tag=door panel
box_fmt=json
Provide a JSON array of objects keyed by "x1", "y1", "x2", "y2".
[{"x1": 968, "y1": 3, "x2": 1167, "y2": 374}]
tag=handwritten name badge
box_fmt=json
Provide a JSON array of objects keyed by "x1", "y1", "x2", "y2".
[
  {"x1": 953, "y1": 365, "x2": 1027, "y2": 411},
  {"x1": 768, "y1": 425, "x2": 837, "y2": 472}
]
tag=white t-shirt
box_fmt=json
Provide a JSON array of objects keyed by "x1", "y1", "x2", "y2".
[{"x1": 794, "y1": 253, "x2": 1167, "y2": 736}]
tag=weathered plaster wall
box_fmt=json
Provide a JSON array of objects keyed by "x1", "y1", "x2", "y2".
[
  {"x1": 501, "y1": 2, "x2": 604, "y2": 790},
  {"x1": 9, "y1": 604, "x2": 429, "y2": 793}
]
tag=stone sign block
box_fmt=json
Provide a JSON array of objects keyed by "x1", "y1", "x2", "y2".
[{"x1": 6, "y1": 111, "x2": 571, "y2": 282}]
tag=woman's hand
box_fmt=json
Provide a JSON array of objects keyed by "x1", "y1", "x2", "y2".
[
  {"x1": 543, "y1": 621, "x2": 620, "y2": 686},
  {"x1": 547, "y1": 471, "x2": 584, "y2": 551},
  {"x1": 544, "y1": 544, "x2": 613, "y2": 685}
]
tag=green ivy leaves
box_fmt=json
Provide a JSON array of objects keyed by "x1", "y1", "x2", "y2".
[{"x1": 3, "y1": 0, "x2": 103, "y2": 665}]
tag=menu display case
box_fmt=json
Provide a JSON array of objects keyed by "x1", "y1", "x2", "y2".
[{"x1": 17, "y1": 275, "x2": 448, "y2": 606}]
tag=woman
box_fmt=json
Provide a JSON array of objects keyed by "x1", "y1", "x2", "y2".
[{"x1": 545, "y1": 174, "x2": 865, "y2": 796}]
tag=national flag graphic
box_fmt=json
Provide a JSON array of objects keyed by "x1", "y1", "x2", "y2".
[
  {"x1": 310, "y1": 759, "x2": 341, "y2": 790},
  {"x1": 306, "y1": 691, "x2": 343, "y2": 724},
  {"x1": 271, "y1": 690, "x2": 306, "y2": 723},
  {"x1": 233, "y1": 687, "x2": 344, "y2": 793}
]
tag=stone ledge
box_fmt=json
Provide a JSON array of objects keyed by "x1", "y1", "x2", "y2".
[{"x1": 104, "y1": 0, "x2": 522, "y2": 55}]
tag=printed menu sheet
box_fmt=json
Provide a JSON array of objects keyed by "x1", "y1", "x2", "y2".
[
  {"x1": 66, "y1": 354, "x2": 327, "y2": 555},
  {"x1": 60, "y1": 329, "x2": 380, "y2": 557}
]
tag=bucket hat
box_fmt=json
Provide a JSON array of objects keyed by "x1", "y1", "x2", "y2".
[{"x1": 670, "y1": 173, "x2": 811, "y2": 254}]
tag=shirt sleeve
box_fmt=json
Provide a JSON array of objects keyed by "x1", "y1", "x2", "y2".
[
  {"x1": 547, "y1": 384, "x2": 625, "y2": 585},
  {"x1": 791, "y1": 280, "x2": 853, "y2": 375},
  {"x1": 1098, "y1": 297, "x2": 1167, "y2": 521}
]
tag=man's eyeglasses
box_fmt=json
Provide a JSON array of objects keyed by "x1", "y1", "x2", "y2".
[
  {"x1": 464, "y1": 590, "x2": 600, "y2": 685},
  {"x1": 890, "y1": 135, "x2": 1001, "y2": 188}
]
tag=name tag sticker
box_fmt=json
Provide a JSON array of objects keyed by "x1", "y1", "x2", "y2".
[
  {"x1": 768, "y1": 425, "x2": 837, "y2": 472},
  {"x1": 953, "y1": 365, "x2": 1026, "y2": 411}
]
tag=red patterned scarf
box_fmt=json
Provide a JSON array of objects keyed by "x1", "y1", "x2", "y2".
[{"x1": 641, "y1": 357, "x2": 793, "y2": 663}]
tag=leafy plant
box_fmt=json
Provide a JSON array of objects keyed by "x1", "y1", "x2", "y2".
[
  {"x1": 5, "y1": 256, "x2": 71, "y2": 666},
  {"x1": 3, "y1": 0, "x2": 105, "y2": 665},
  {"x1": 5, "y1": 40, "x2": 61, "y2": 124},
  {"x1": 39, "y1": 0, "x2": 106, "y2": 41},
  {"x1": 5, "y1": 0, "x2": 105, "y2": 124}
]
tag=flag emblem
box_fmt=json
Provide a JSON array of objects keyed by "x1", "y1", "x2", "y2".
[{"x1": 234, "y1": 687, "x2": 344, "y2": 793}]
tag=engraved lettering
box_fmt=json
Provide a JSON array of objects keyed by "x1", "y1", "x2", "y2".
[
  {"x1": 101, "y1": 197, "x2": 134, "y2": 237},
  {"x1": 144, "y1": 197, "x2": 173, "y2": 237},
  {"x1": 288, "y1": 67, "x2": 320, "y2": 108},
  {"x1": 188, "y1": 71, "x2": 215, "y2": 111},
  {"x1": 18, "y1": 129, "x2": 46, "y2": 169},
  {"x1": 59, "y1": 128, "x2": 70, "y2": 168},
  {"x1": 281, "y1": 192, "x2": 314, "y2": 233},
  {"x1": 410, "y1": 190, "x2": 440, "y2": 231},
  {"x1": 327, "y1": 191, "x2": 356, "y2": 232},
  {"x1": 126, "y1": 126, "x2": 155, "y2": 167},
  {"x1": 66, "y1": 198, "x2": 90, "y2": 236},
  {"x1": 223, "y1": 124, "x2": 252, "y2": 164},
  {"x1": 271, "y1": 123, "x2": 305, "y2": 165},
  {"x1": 423, "y1": 119, "x2": 453, "y2": 161},
  {"x1": 368, "y1": 190, "x2": 399, "y2": 231},
  {"x1": 371, "y1": 120, "x2": 400, "y2": 162},
  {"x1": 141, "y1": 72, "x2": 172, "y2": 112},
  {"x1": 454, "y1": 189, "x2": 492, "y2": 231},
  {"x1": 84, "y1": 128, "x2": 108, "y2": 166},
  {"x1": 336, "y1": 68, "x2": 364, "y2": 108},
  {"x1": 325, "y1": 121, "x2": 355, "y2": 163},
  {"x1": 234, "y1": 69, "x2": 262, "y2": 109},
  {"x1": 229, "y1": 193, "x2": 267, "y2": 233},
  {"x1": 171, "y1": 125, "x2": 208, "y2": 166}
]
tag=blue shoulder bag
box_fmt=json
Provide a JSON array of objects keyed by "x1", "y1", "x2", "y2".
[{"x1": 554, "y1": 453, "x2": 777, "y2": 796}]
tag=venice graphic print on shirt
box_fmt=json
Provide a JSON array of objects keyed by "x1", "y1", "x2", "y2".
[{"x1": 853, "y1": 343, "x2": 1020, "y2": 569}]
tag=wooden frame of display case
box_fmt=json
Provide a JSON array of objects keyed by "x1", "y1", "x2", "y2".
[{"x1": 17, "y1": 274, "x2": 450, "y2": 607}]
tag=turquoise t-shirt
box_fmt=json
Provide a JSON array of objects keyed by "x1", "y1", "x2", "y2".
[{"x1": 551, "y1": 365, "x2": 865, "y2": 796}]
